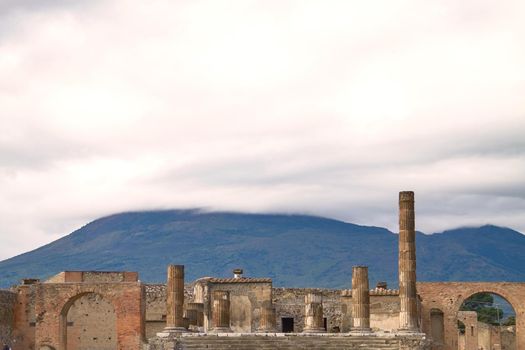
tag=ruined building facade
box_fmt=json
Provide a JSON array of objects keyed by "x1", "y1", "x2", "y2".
[{"x1": 0, "y1": 191, "x2": 523, "y2": 349}]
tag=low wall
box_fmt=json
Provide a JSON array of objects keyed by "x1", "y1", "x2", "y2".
[{"x1": 146, "y1": 332, "x2": 430, "y2": 350}]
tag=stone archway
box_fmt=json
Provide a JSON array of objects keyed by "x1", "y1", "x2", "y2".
[
  {"x1": 418, "y1": 282, "x2": 525, "y2": 350},
  {"x1": 59, "y1": 292, "x2": 117, "y2": 350},
  {"x1": 34, "y1": 282, "x2": 144, "y2": 350}
]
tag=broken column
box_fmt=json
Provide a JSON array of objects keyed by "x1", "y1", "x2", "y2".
[
  {"x1": 258, "y1": 305, "x2": 276, "y2": 332},
  {"x1": 165, "y1": 264, "x2": 186, "y2": 332},
  {"x1": 303, "y1": 292, "x2": 325, "y2": 333},
  {"x1": 399, "y1": 191, "x2": 418, "y2": 331},
  {"x1": 351, "y1": 266, "x2": 371, "y2": 333},
  {"x1": 211, "y1": 290, "x2": 231, "y2": 332}
]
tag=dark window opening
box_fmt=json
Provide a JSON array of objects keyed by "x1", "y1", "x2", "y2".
[
  {"x1": 323, "y1": 317, "x2": 327, "y2": 331},
  {"x1": 282, "y1": 317, "x2": 294, "y2": 333}
]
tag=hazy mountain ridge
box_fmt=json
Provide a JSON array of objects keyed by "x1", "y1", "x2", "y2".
[{"x1": 0, "y1": 210, "x2": 523, "y2": 289}]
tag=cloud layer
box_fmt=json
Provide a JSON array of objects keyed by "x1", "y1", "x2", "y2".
[{"x1": 1, "y1": 0, "x2": 524, "y2": 259}]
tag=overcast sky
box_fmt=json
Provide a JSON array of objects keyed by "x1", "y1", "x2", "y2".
[{"x1": 0, "y1": 0, "x2": 524, "y2": 260}]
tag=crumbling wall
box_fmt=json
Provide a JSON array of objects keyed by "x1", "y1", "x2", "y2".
[
  {"x1": 273, "y1": 288, "x2": 400, "y2": 333},
  {"x1": 65, "y1": 293, "x2": 117, "y2": 350},
  {"x1": 143, "y1": 283, "x2": 195, "y2": 338},
  {"x1": 12, "y1": 284, "x2": 36, "y2": 350},
  {"x1": 0, "y1": 290, "x2": 16, "y2": 347},
  {"x1": 33, "y1": 281, "x2": 144, "y2": 350},
  {"x1": 502, "y1": 326, "x2": 516, "y2": 350},
  {"x1": 144, "y1": 284, "x2": 166, "y2": 339},
  {"x1": 45, "y1": 271, "x2": 138, "y2": 283},
  {"x1": 417, "y1": 282, "x2": 525, "y2": 350},
  {"x1": 273, "y1": 288, "x2": 343, "y2": 333}
]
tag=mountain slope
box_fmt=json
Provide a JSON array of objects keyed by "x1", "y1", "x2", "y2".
[{"x1": 0, "y1": 210, "x2": 523, "y2": 289}]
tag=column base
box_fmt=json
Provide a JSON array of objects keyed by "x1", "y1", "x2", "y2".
[
  {"x1": 302, "y1": 328, "x2": 326, "y2": 333},
  {"x1": 256, "y1": 328, "x2": 277, "y2": 333},
  {"x1": 209, "y1": 327, "x2": 232, "y2": 333},
  {"x1": 157, "y1": 326, "x2": 190, "y2": 337},
  {"x1": 396, "y1": 328, "x2": 422, "y2": 334},
  {"x1": 350, "y1": 328, "x2": 373, "y2": 336}
]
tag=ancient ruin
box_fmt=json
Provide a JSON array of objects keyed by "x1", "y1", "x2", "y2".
[{"x1": 0, "y1": 191, "x2": 522, "y2": 349}]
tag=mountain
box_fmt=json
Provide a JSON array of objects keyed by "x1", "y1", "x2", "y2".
[{"x1": 0, "y1": 210, "x2": 524, "y2": 289}]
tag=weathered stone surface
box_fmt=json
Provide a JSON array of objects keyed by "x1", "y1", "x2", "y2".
[
  {"x1": 211, "y1": 291, "x2": 231, "y2": 332},
  {"x1": 351, "y1": 266, "x2": 371, "y2": 333},
  {"x1": 457, "y1": 311, "x2": 477, "y2": 350},
  {"x1": 0, "y1": 290, "x2": 16, "y2": 347},
  {"x1": 146, "y1": 332, "x2": 430, "y2": 350},
  {"x1": 28, "y1": 280, "x2": 144, "y2": 350},
  {"x1": 258, "y1": 306, "x2": 276, "y2": 332},
  {"x1": 165, "y1": 265, "x2": 185, "y2": 330},
  {"x1": 418, "y1": 281, "x2": 525, "y2": 350},
  {"x1": 303, "y1": 293, "x2": 325, "y2": 333},
  {"x1": 399, "y1": 191, "x2": 418, "y2": 331}
]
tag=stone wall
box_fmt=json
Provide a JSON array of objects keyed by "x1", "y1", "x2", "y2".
[
  {"x1": 12, "y1": 284, "x2": 36, "y2": 350},
  {"x1": 273, "y1": 288, "x2": 400, "y2": 333},
  {"x1": 273, "y1": 288, "x2": 343, "y2": 333},
  {"x1": 190, "y1": 278, "x2": 272, "y2": 333},
  {"x1": 0, "y1": 290, "x2": 16, "y2": 347},
  {"x1": 418, "y1": 282, "x2": 525, "y2": 350},
  {"x1": 146, "y1": 333, "x2": 430, "y2": 350},
  {"x1": 33, "y1": 281, "x2": 144, "y2": 350},
  {"x1": 65, "y1": 292, "x2": 117, "y2": 350},
  {"x1": 502, "y1": 326, "x2": 516, "y2": 350},
  {"x1": 45, "y1": 271, "x2": 138, "y2": 283}
]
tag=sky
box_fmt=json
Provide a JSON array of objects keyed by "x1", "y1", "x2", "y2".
[{"x1": 0, "y1": 0, "x2": 524, "y2": 260}]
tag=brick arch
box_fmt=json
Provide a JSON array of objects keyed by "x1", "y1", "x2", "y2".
[
  {"x1": 59, "y1": 291, "x2": 117, "y2": 349},
  {"x1": 33, "y1": 282, "x2": 144, "y2": 350},
  {"x1": 418, "y1": 282, "x2": 525, "y2": 350},
  {"x1": 451, "y1": 288, "x2": 519, "y2": 317}
]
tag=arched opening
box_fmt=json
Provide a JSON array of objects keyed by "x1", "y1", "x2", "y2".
[
  {"x1": 430, "y1": 308, "x2": 445, "y2": 348},
  {"x1": 456, "y1": 292, "x2": 516, "y2": 350},
  {"x1": 59, "y1": 292, "x2": 117, "y2": 350}
]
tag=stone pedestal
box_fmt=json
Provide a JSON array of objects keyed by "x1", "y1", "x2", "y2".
[
  {"x1": 159, "y1": 265, "x2": 187, "y2": 335},
  {"x1": 351, "y1": 266, "x2": 372, "y2": 334},
  {"x1": 399, "y1": 191, "x2": 418, "y2": 332},
  {"x1": 210, "y1": 291, "x2": 231, "y2": 333},
  {"x1": 257, "y1": 305, "x2": 276, "y2": 332},
  {"x1": 303, "y1": 293, "x2": 325, "y2": 333}
]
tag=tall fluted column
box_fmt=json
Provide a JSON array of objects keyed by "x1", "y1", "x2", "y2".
[
  {"x1": 351, "y1": 266, "x2": 371, "y2": 333},
  {"x1": 165, "y1": 264, "x2": 186, "y2": 331},
  {"x1": 211, "y1": 290, "x2": 231, "y2": 332},
  {"x1": 399, "y1": 191, "x2": 418, "y2": 331},
  {"x1": 303, "y1": 293, "x2": 325, "y2": 333},
  {"x1": 258, "y1": 305, "x2": 276, "y2": 332}
]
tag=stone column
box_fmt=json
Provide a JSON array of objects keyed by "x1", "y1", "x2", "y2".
[
  {"x1": 165, "y1": 264, "x2": 186, "y2": 331},
  {"x1": 399, "y1": 191, "x2": 418, "y2": 331},
  {"x1": 211, "y1": 290, "x2": 231, "y2": 332},
  {"x1": 303, "y1": 293, "x2": 325, "y2": 333},
  {"x1": 258, "y1": 305, "x2": 276, "y2": 332},
  {"x1": 351, "y1": 266, "x2": 371, "y2": 333}
]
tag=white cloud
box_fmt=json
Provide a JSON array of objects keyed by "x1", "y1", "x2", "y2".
[{"x1": 0, "y1": 0, "x2": 524, "y2": 259}]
